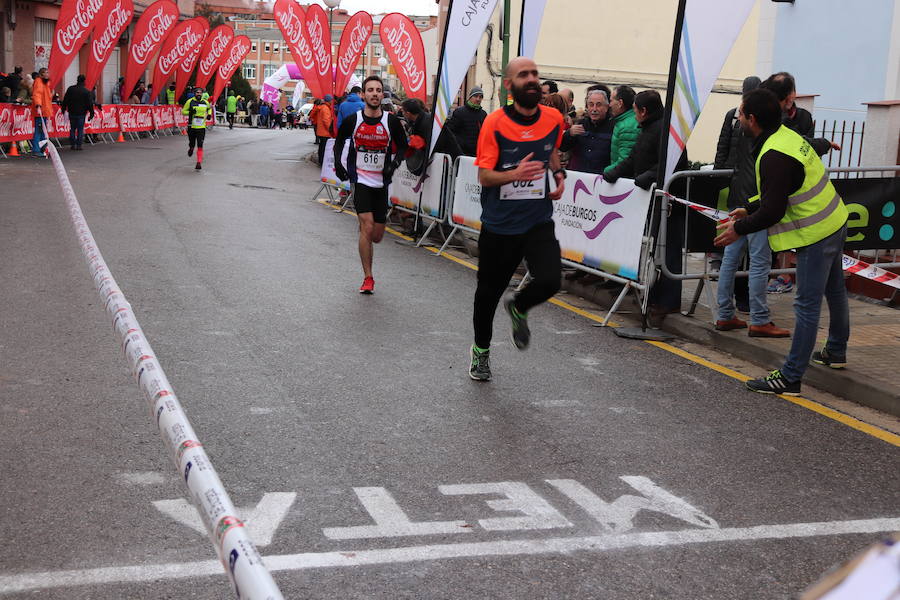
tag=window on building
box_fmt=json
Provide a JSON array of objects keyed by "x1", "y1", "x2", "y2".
[
  {"x1": 273, "y1": 43, "x2": 279, "y2": 52},
  {"x1": 34, "y1": 18, "x2": 54, "y2": 71},
  {"x1": 264, "y1": 64, "x2": 278, "y2": 78},
  {"x1": 373, "y1": 45, "x2": 382, "y2": 57},
  {"x1": 264, "y1": 43, "x2": 271, "y2": 53},
  {"x1": 244, "y1": 63, "x2": 256, "y2": 80},
  {"x1": 251, "y1": 42, "x2": 257, "y2": 52}
]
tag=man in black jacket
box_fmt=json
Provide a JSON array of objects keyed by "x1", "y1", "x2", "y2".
[
  {"x1": 61, "y1": 74, "x2": 95, "y2": 151},
  {"x1": 2, "y1": 66, "x2": 23, "y2": 100},
  {"x1": 399, "y1": 98, "x2": 461, "y2": 174},
  {"x1": 445, "y1": 86, "x2": 487, "y2": 156},
  {"x1": 560, "y1": 89, "x2": 614, "y2": 174}
]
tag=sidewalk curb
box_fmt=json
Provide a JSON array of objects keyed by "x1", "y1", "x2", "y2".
[{"x1": 561, "y1": 278, "x2": 900, "y2": 419}]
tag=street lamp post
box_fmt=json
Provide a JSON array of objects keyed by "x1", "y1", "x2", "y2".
[
  {"x1": 377, "y1": 56, "x2": 388, "y2": 83},
  {"x1": 323, "y1": 0, "x2": 341, "y2": 98}
]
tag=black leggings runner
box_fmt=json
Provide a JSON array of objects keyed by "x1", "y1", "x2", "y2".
[{"x1": 473, "y1": 220, "x2": 561, "y2": 349}]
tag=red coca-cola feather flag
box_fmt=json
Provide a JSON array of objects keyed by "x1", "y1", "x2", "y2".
[
  {"x1": 273, "y1": 0, "x2": 323, "y2": 99},
  {"x1": 123, "y1": 0, "x2": 179, "y2": 105},
  {"x1": 48, "y1": 0, "x2": 106, "y2": 89},
  {"x1": 174, "y1": 27, "x2": 206, "y2": 101},
  {"x1": 211, "y1": 35, "x2": 251, "y2": 104},
  {"x1": 193, "y1": 24, "x2": 235, "y2": 91},
  {"x1": 301, "y1": 3, "x2": 333, "y2": 98},
  {"x1": 150, "y1": 17, "x2": 208, "y2": 101},
  {"x1": 379, "y1": 13, "x2": 427, "y2": 101},
  {"x1": 334, "y1": 11, "x2": 372, "y2": 97},
  {"x1": 83, "y1": 0, "x2": 134, "y2": 91}
]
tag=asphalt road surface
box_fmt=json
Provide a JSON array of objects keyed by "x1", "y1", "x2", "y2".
[{"x1": 1, "y1": 127, "x2": 898, "y2": 599}]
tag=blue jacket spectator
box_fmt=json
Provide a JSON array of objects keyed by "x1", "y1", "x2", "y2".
[{"x1": 336, "y1": 86, "x2": 364, "y2": 128}]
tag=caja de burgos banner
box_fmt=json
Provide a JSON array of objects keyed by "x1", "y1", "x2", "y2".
[
  {"x1": 552, "y1": 173, "x2": 651, "y2": 281},
  {"x1": 389, "y1": 154, "x2": 447, "y2": 217},
  {"x1": 450, "y1": 156, "x2": 483, "y2": 231}
]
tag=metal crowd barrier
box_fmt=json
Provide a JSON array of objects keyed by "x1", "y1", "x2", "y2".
[{"x1": 657, "y1": 165, "x2": 900, "y2": 321}]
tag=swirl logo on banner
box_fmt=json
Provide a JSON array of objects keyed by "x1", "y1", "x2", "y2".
[
  {"x1": 48, "y1": 0, "x2": 106, "y2": 89},
  {"x1": 83, "y1": 0, "x2": 134, "y2": 91},
  {"x1": 151, "y1": 17, "x2": 208, "y2": 101},
  {"x1": 123, "y1": 0, "x2": 179, "y2": 106},
  {"x1": 273, "y1": 0, "x2": 323, "y2": 99},
  {"x1": 379, "y1": 13, "x2": 427, "y2": 101},
  {"x1": 302, "y1": 4, "x2": 333, "y2": 99},
  {"x1": 194, "y1": 24, "x2": 235, "y2": 91},
  {"x1": 333, "y1": 12, "x2": 372, "y2": 97},
  {"x1": 175, "y1": 25, "x2": 209, "y2": 101},
  {"x1": 212, "y1": 36, "x2": 251, "y2": 103}
]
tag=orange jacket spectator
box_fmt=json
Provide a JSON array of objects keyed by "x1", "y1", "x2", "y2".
[
  {"x1": 31, "y1": 74, "x2": 52, "y2": 119},
  {"x1": 313, "y1": 103, "x2": 333, "y2": 139}
]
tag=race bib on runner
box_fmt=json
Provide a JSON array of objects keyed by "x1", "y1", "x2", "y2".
[
  {"x1": 192, "y1": 116, "x2": 205, "y2": 127},
  {"x1": 356, "y1": 150, "x2": 385, "y2": 171},
  {"x1": 500, "y1": 176, "x2": 546, "y2": 200}
]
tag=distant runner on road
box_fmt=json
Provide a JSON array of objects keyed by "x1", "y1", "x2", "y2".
[
  {"x1": 468, "y1": 57, "x2": 566, "y2": 382},
  {"x1": 182, "y1": 87, "x2": 211, "y2": 171},
  {"x1": 333, "y1": 75, "x2": 408, "y2": 294}
]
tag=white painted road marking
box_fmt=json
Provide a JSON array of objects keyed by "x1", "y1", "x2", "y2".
[
  {"x1": 153, "y1": 493, "x2": 296, "y2": 547},
  {"x1": 2, "y1": 518, "x2": 898, "y2": 594},
  {"x1": 439, "y1": 482, "x2": 573, "y2": 531},
  {"x1": 323, "y1": 487, "x2": 469, "y2": 540}
]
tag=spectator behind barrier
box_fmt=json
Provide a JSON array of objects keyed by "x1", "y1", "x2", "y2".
[
  {"x1": 445, "y1": 86, "x2": 487, "y2": 156},
  {"x1": 337, "y1": 86, "x2": 364, "y2": 129},
  {"x1": 400, "y1": 97, "x2": 461, "y2": 173},
  {"x1": 541, "y1": 79, "x2": 558, "y2": 103},
  {"x1": 604, "y1": 85, "x2": 639, "y2": 175},
  {"x1": 561, "y1": 89, "x2": 614, "y2": 174}
]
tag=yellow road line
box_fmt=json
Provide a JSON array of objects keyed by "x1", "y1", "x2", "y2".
[{"x1": 318, "y1": 198, "x2": 900, "y2": 447}]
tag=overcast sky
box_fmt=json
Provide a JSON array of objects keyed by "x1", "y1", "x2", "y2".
[{"x1": 301, "y1": 0, "x2": 438, "y2": 16}]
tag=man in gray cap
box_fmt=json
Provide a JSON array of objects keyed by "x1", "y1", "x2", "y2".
[{"x1": 446, "y1": 85, "x2": 487, "y2": 156}]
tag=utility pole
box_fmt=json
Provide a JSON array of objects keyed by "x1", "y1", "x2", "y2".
[{"x1": 499, "y1": 0, "x2": 511, "y2": 104}]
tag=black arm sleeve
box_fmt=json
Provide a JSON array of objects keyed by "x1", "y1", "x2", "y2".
[
  {"x1": 714, "y1": 109, "x2": 735, "y2": 169},
  {"x1": 559, "y1": 129, "x2": 575, "y2": 153},
  {"x1": 734, "y1": 150, "x2": 804, "y2": 235},
  {"x1": 334, "y1": 112, "x2": 356, "y2": 163}
]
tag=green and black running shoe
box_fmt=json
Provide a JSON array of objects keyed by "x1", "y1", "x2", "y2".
[
  {"x1": 469, "y1": 345, "x2": 491, "y2": 381},
  {"x1": 811, "y1": 347, "x2": 847, "y2": 369},
  {"x1": 745, "y1": 369, "x2": 801, "y2": 396},
  {"x1": 505, "y1": 299, "x2": 530, "y2": 350}
]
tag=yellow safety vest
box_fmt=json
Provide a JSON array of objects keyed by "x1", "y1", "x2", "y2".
[
  {"x1": 754, "y1": 125, "x2": 847, "y2": 252},
  {"x1": 182, "y1": 98, "x2": 210, "y2": 129}
]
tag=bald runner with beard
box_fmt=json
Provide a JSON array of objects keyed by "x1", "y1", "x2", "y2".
[{"x1": 467, "y1": 57, "x2": 566, "y2": 382}]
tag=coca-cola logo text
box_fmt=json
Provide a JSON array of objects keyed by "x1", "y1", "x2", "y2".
[
  {"x1": 131, "y1": 8, "x2": 177, "y2": 64},
  {"x1": 158, "y1": 26, "x2": 204, "y2": 73},
  {"x1": 277, "y1": 4, "x2": 303, "y2": 45},
  {"x1": 57, "y1": 0, "x2": 105, "y2": 55},
  {"x1": 305, "y1": 17, "x2": 330, "y2": 76},
  {"x1": 120, "y1": 106, "x2": 154, "y2": 130},
  {"x1": 337, "y1": 20, "x2": 370, "y2": 76},
  {"x1": 199, "y1": 28, "x2": 232, "y2": 75},
  {"x1": 218, "y1": 40, "x2": 250, "y2": 78},
  {"x1": 92, "y1": 2, "x2": 133, "y2": 62},
  {"x1": 383, "y1": 20, "x2": 425, "y2": 92}
]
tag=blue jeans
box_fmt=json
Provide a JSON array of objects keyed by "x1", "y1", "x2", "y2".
[
  {"x1": 32, "y1": 117, "x2": 46, "y2": 154},
  {"x1": 68, "y1": 114, "x2": 85, "y2": 148},
  {"x1": 717, "y1": 229, "x2": 771, "y2": 325},
  {"x1": 781, "y1": 225, "x2": 849, "y2": 382}
]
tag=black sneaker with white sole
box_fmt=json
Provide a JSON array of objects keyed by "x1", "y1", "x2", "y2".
[
  {"x1": 468, "y1": 345, "x2": 491, "y2": 381},
  {"x1": 811, "y1": 348, "x2": 847, "y2": 369},
  {"x1": 745, "y1": 370, "x2": 801, "y2": 396}
]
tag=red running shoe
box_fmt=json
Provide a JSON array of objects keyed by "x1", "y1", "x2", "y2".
[{"x1": 359, "y1": 276, "x2": 375, "y2": 294}]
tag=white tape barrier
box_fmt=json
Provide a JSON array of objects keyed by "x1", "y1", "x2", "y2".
[
  {"x1": 45, "y1": 142, "x2": 284, "y2": 600},
  {"x1": 670, "y1": 195, "x2": 900, "y2": 290}
]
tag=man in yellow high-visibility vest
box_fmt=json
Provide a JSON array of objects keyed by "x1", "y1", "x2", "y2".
[{"x1": 715, "y1": 88, "x2": 849, "y2": 396}]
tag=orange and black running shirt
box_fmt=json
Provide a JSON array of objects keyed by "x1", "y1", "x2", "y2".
[{"x1": 474, "y1": 105, "x2": 564, "y2": 234}]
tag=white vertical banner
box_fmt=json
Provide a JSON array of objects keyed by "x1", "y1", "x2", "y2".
[
  {"x1": 429, "y1": 0, "x2": 501, "y2": 155},
  {"x1": 664, "y1": 0, "x2": 755, "y2": 182},
  {"x1": 518, "y1": 0, "x2": 548, "y2": 58}
]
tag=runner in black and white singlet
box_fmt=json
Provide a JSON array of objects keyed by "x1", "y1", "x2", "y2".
[{"x1": 333, "y1": 75, "x2": 408, "y2": 294}]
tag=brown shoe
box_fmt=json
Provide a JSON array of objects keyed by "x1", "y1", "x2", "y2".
[
  {"x1": 715, "y1": 317, "x2": 747, "y2": 331},
  {"x1": 749, "y1": 322, "x2": 791, "y2": 338}
]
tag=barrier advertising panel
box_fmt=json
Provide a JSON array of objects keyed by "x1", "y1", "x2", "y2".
[
  {"x1": 552, "y1": 172, "x2": 650, "y2": 281},
  {"x1": 151, "y1": 105, "x2": 175, "y2": 130},
  {"x1": 450, "y1": 156, "x2": 483, "y2": 231},
  {"x1": 86, "y1": 105, "x2": 121, "y2": 135},
  {"x1": 320, "y1": 138, "x2": 351, "y2": 191},
  {"x1": 118, "y1": 105, "x2": 155, "y2": 132}
]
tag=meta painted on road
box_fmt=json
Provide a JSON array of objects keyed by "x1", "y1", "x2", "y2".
[{"x1": 2, "y1": 476, "x2": 899, "y2": 594}]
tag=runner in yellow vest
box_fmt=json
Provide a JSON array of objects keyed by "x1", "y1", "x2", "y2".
[
  {"x1": 182, "y1": 87, "x2": 211, "y2": 171},
  {"x1": 715, "y1": 88, "x2": 849, "y2": 396}
]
